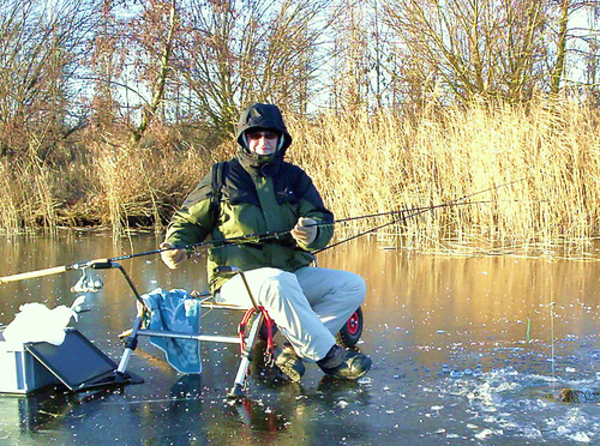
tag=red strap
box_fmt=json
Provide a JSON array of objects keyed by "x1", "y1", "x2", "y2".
[
  {"x1": 238, "y1": 306, "x2": 275, "y2": 357},
  {"x1": 259, "y1": 306, "x2": 275, "y2": 357}
]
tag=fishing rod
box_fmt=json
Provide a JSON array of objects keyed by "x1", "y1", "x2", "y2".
[
  {"x1": 315, "y1": 177, "x2": 528, "y2": 253},
  {"x1": 0, "y1": 199, "x2": 498, "y2": 286},
  {"x1": 0, "y1": 225, "x2": 305, "y2": 285},
  {"x1": 316, "y1": 197, "x2": 486, "y2": 253},
  {"x1": 326, "y1": 176, "x2": 526, "y2": 227},
  {"x1": 0, "y1": 178, "x2": 526, "y2": 285}
]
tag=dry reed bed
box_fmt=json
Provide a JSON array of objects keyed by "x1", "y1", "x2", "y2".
[
  {"x1": 1, "y1": 99, "x2": 599, "y2": 254},
  {"x1": 290, "y1": 99, "x2": 600, "y2": 252}
]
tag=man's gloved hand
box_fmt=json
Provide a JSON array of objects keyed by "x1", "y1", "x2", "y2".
[
  {"x1": 160, "y1": 242, "x2": 188, "y2": 270},
  {"x1": 291, "y1": 217, "x2": 317, "y2": 245}
]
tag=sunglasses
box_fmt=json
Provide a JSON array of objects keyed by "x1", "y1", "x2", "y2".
[{"x1": 246, "y1": 130, "x2": 279, "y2": 140}]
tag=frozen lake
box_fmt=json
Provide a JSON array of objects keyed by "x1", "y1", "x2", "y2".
[{"x1": 1, "y1": 234, "x2": 600, "y2": 445}]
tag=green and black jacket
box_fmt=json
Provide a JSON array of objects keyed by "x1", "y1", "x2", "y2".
[{"x1": 164, "y1": 103, "x2": 334, "y2": 293}]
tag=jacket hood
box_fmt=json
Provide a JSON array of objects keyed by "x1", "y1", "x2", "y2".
[{"x1": 236, "y1": 103, "x2": 292, "y2": 154}]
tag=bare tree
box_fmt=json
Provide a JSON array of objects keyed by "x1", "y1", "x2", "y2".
[
  {"x1": 553, "y1": 1, "x2": 600, "y2": 100},
  {"x1": 130, "y1": 0, "x2": 180, "y2": 143},
  {"x1": 87, "y1": 0, "x2": 126, "y2": 133},
  {"x1": 552, "y1": 0, "x2": 571, "y2": 94},
  {"x1": 0, "y1": 0, "x2": 100, "y2": 160},
  {"x1": 380, "y1": 0, "x2": 551, "y2": 104},
  {"x1": 172, "y1": 0, "x2": 334, "y2": 139},
  {"x1": 86, "y1": 0, "x2": 185, "y2": 145},
  {"x1": 328, "y1": 1, "x2": 370, "y2": 111}
]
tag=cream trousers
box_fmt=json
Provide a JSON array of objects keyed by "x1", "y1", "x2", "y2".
[{"x1": 218, "y1": 266, "x2": 366, "y2": 362}]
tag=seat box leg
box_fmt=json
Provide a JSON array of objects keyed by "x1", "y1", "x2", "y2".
[{"x1": 228, "y1": 312, "x2": 264, "y2": 399}]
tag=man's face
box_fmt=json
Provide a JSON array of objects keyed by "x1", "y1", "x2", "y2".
[{"x1": 246, "y1": 129, "x2": 279, "y2": 156}]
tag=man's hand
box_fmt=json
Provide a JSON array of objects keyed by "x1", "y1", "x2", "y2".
[
  {"x1": 291, "y1": 217, "x2": 317, "y2": 245},
  {"x1": 160, "y1": 242, "x2": 188, "y2": 270}
]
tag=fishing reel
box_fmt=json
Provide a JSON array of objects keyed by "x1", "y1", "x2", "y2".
[{"x1": 71, "y1": 267, "x2": 103, "y2": 294}]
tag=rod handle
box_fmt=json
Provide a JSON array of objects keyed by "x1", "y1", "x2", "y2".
[
  {"x1": 0, "y1": 265, "x2": 69, "y2": 284},
  {"x1": 0, "y1": 258, "x2": 111, "y2": 285}
]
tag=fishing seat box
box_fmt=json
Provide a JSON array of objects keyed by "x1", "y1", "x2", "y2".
[{"x1": 0, "y1": 329, "x2": 60, "y2": 394}]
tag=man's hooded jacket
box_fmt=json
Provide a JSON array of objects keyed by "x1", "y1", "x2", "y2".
[{"x1": 164, "y1": 103, "x2": 334, "y2": 293}]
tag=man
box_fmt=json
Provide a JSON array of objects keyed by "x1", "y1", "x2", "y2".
[{"x1": 160, "y1": 103, "x2": 371, "y2": 381}]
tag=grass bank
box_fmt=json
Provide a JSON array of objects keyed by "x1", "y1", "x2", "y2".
[{"x1": 2, "y1": 98, "x2": 599, "y2": 254}]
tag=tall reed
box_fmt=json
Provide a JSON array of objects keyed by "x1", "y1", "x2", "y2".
[
  {"x1": 0, "y1": 153, "x2": 58, "y2": 234},
  {"x1": 83, "y1": 128, "x2": 213, "y2": 235},
  {"x1": 0, "y1": 160, "x2": 20, "y2": 234},
  {"x1": 289, "y1": 98, "x2": 600, "y2": 253},
  {"x1": 1, "y1": 97, "x2": 600, "y2": 255}
]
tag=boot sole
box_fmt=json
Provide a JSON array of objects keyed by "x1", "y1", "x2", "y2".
[{"x1": 275, "y1": 358, "x2": 305, "y2": 382}]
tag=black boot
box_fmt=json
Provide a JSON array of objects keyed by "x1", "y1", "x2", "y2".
[
  {"x1": 317, "y1": 345, "x2": 372, "y2": 380},
  {"x1": 274, "y1": 344, "x2": 305, "y2": 382}
]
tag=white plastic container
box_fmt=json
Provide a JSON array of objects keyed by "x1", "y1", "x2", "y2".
[{"x1": 0, "y1": 330, "x2": 59, "y2": 394}]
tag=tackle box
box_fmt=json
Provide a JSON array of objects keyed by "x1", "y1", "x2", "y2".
[{"x1": 0, "y1": 328, "x2": 124, "y2": 395}]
